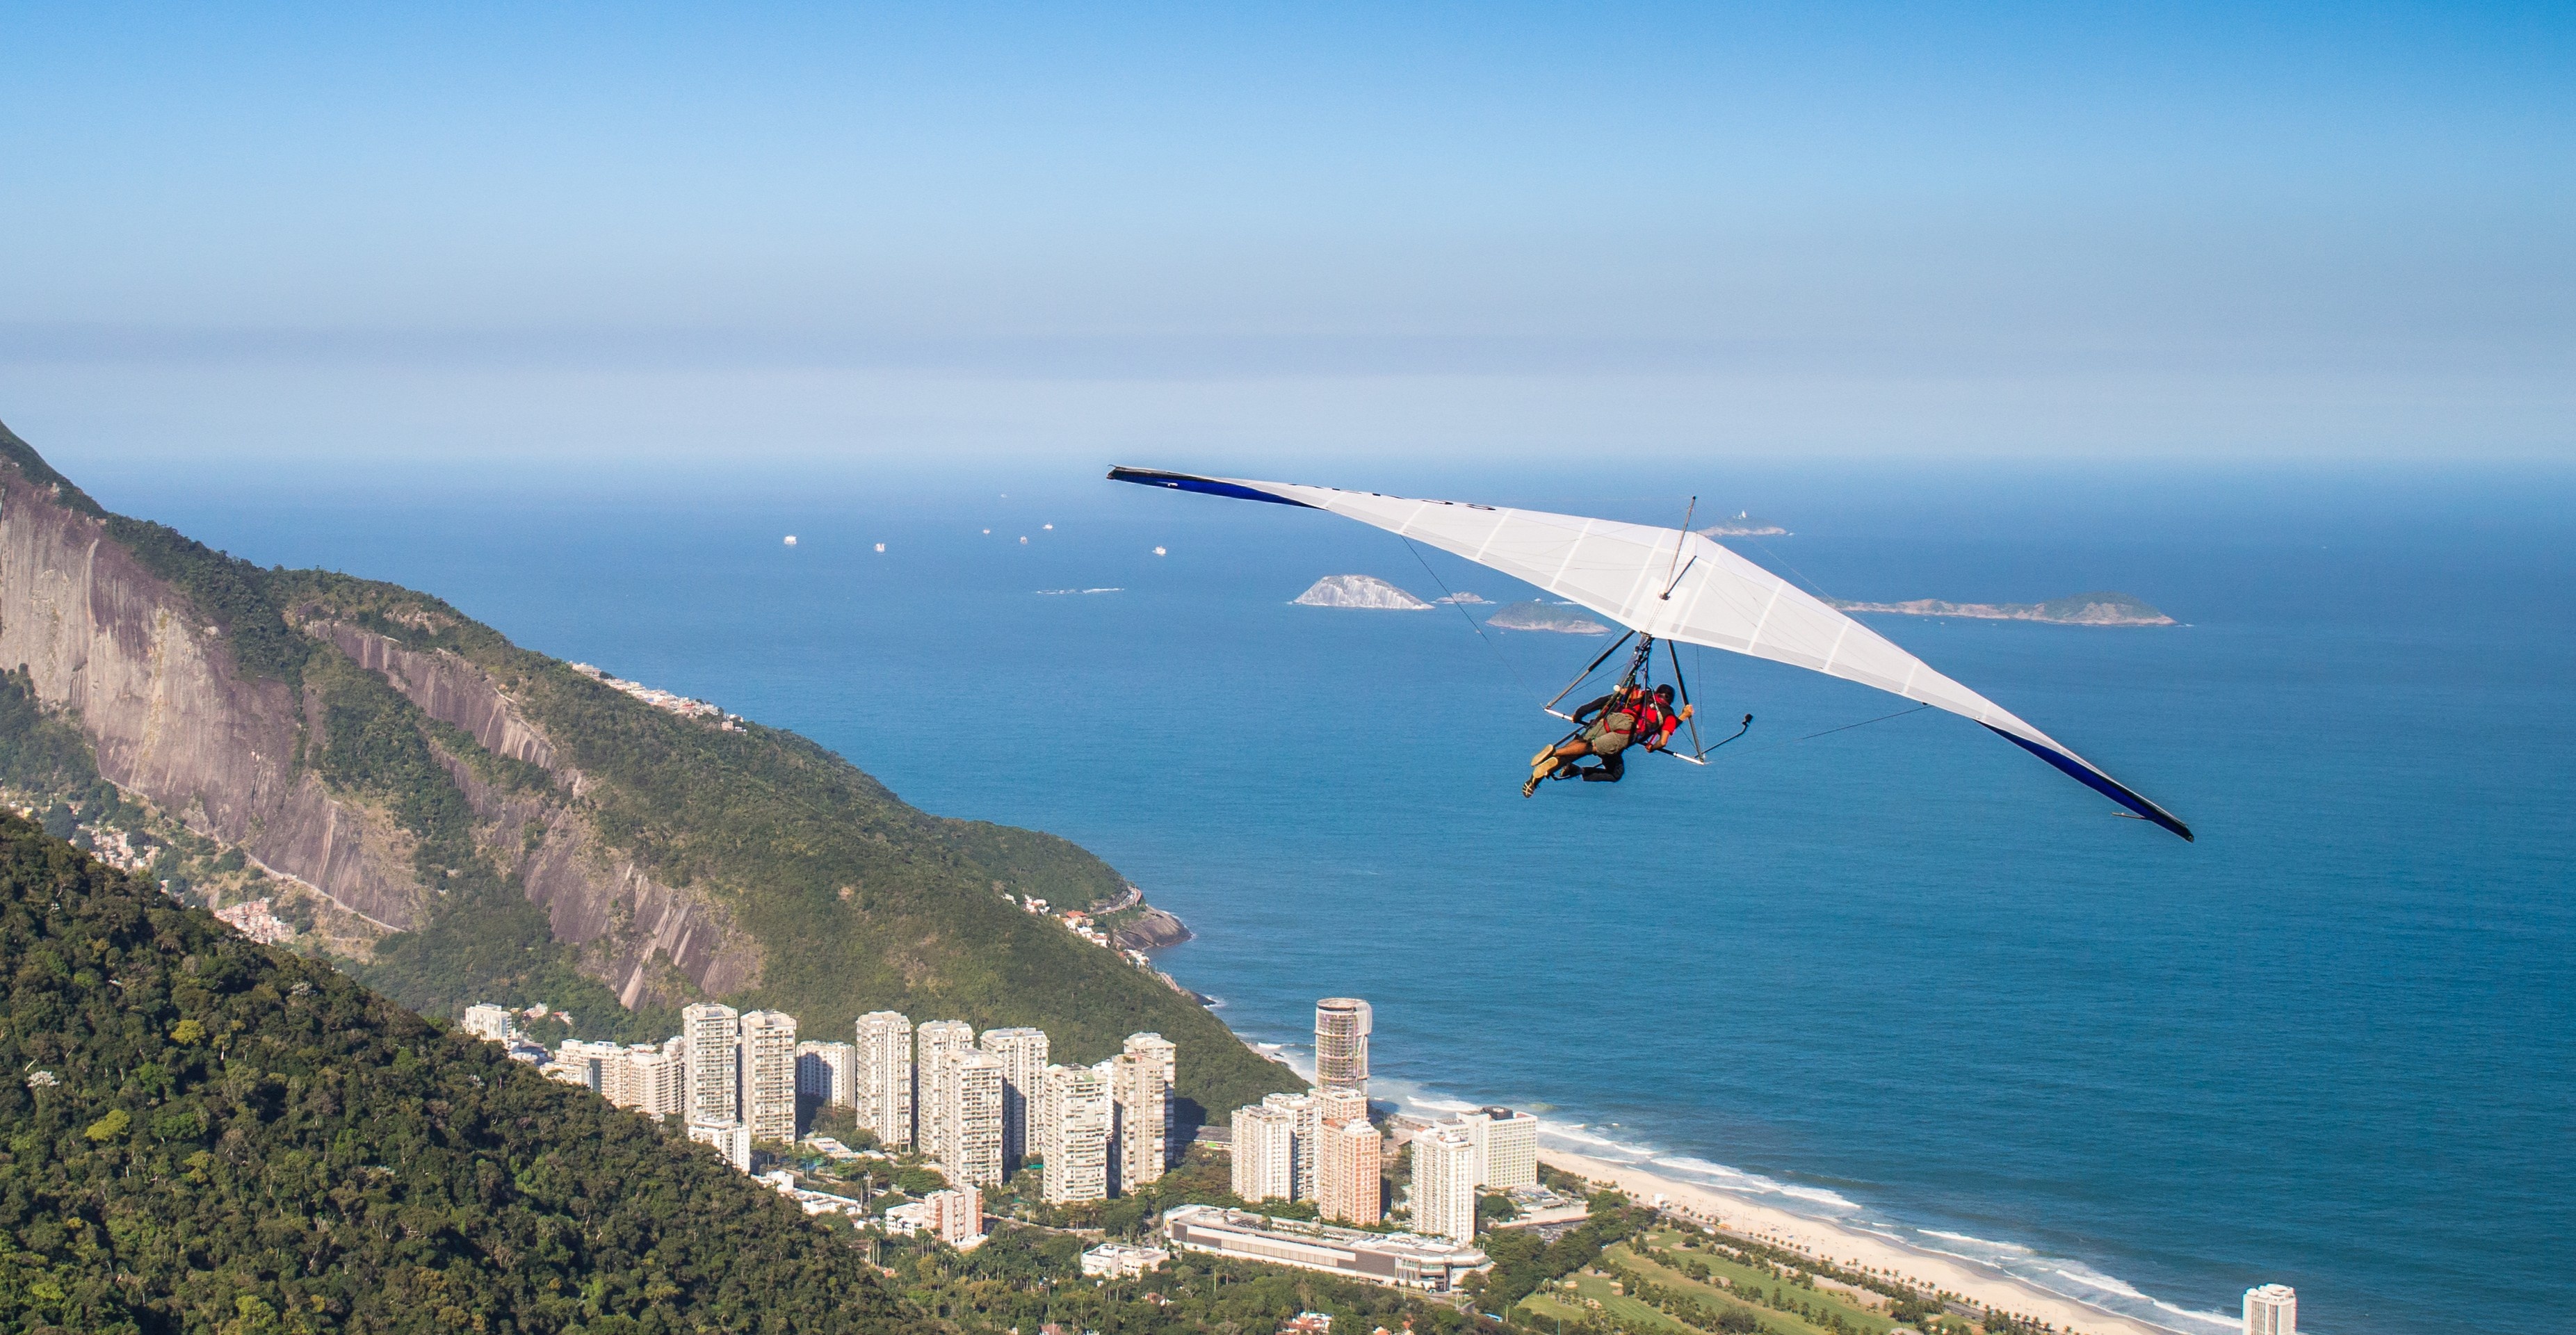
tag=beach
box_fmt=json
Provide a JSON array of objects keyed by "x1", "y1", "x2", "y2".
[{"x1": 1537, "y1": 1149, "x2": 2179, "y2": 1335}]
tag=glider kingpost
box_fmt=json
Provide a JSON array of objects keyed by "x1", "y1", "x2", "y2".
[{"x1": 1110, "y1": 466, "x2": 2191, "y2": 841}]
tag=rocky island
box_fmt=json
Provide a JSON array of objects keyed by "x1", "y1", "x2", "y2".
[
  {"x1": 1829, "y1": 590, "x2": 2176, "y2": 626},
  {"x1": 1487, "y1": 600, "x2": 1614, "y2": 633},
  {"x1": 1696, "y1": 510, "x2": 1791, "y2": 537},
  {"x1": 1292, "y1": 574, "x2": 1432, "y2": 609}
]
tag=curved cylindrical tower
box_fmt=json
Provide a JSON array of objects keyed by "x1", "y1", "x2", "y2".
[{"x1": 1313, "y1": 997, "x2": 1372, "y2": 1097}]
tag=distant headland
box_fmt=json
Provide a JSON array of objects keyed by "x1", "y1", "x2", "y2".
[
  {"x1": 1487, "y1": 600, "x2": 1613, "y2": 633},
  {"x1": 1828, "y1": 590, "x2": 2176, "y2": 626},
  {"x1": 1293, "y1": 574, "x2": 1432, "y2": 609}
]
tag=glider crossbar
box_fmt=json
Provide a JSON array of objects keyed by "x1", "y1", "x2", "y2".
[{"x1": 1542, "y1": 631, "x2": 1636, "y2": 721}]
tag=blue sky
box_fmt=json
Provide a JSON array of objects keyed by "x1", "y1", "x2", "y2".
[{"x1": 1, "y1": 2, "x2": 2568, "y2": 476}]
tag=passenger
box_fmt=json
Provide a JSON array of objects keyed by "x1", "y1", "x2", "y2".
[{"x1": 1523, "y1": 684, "x2": 1687, "y2": 795}]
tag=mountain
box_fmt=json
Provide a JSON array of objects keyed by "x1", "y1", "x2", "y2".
[
  {"x1": 1824, "y1": 591, "x2": 2176, "y2": 626},
  {"x1": 0, "y1": 419, "x2": 1299, "y2": 1125},
  {"x1": 0, "y1": 810, "x2": 915, "y2": 1334}
]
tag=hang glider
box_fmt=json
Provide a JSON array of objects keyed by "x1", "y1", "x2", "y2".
[{"x1": 1110, "y1": 466, "x2": 2192, "y2": 841}]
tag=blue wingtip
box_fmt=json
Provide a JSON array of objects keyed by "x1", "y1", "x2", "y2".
[
  {"x1": 1108, "y1": 466, "x2": 1316, "y2": 508},
  {"x1": 1983, "y1": 725, "x2": 2194, "y2": 841}
]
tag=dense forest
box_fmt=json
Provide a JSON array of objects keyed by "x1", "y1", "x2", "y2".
[
  {"x1": 0, "y1": 812, "x2": 921, "y2": 1334},
  {"x1": 0, "y1": 420, "x2": 1300, "y2": 1124}
]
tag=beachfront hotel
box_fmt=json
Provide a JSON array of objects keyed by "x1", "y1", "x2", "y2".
[
  {"x1": 1469, "y1": 1106, "x2": 1539, "y2": 1190},
  {"x1": 2244, "y1": 1284, "x2": 2296, "y2": 1335},
  {"x1": 1315, "y1": 997, "x2": 1372, "y2": 1097}
]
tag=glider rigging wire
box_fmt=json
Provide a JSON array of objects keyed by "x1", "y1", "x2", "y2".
[{"x1": 1402, "y1": 535, "x2": 1532, "y2": 695}]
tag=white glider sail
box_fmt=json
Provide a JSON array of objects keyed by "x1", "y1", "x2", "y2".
[{"x1": 1110, "y1": 467, "x2": 2190, "y2": 841}]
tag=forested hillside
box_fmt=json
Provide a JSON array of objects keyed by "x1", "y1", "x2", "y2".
[
  {"x1": 0, "y1": 421, "x2": 1299, "y2": 1124},
  {"x1": 0, "y1": 812, "x2": 919, "y2": 1334}
]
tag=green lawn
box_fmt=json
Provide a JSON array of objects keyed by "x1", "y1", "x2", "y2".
[
  {"x1": 1516, "y1": 1271, "x2": 1702, "y2": 1335},
  {"x1": 1613, "y1": 1233, "x2": 1898, "y2": 1335}
]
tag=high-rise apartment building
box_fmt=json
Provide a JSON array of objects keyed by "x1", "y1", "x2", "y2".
[
  {"x1": 1231, "y1": 1103, "x2": 1297, "y2": 1202},
  {"x1": 461, "y1": 1004, "x2": 517, "y2": 1043},
  {"x1": 979, "y1": 1026, "x2": 1050, "y2": 1175},
  {"x1": 683, "y1": 1003, "x2": 742, "y2": 1126},
  {"x1": 1411, "y1": 1123, "x2": 1480, "y2": 1245},
  {"x1": 949, "y1": 1051, "x2": 1007, "y2": 1188},
  {"x1": 914, "y1": 1020, "x2": 976, "y2": 1160},
  {"x1": 1315, "y1": 998, "x2": 1372, "y2": 1098},
  {"x1": 612, "y1": 1041, "x2": 688, "y2": 1117},
  {"x1": 1040, "y1": 1064, "x2": 1111, "y2": 1204},
  {"x1": 1263, "y1": 1091, "x2": 1319, "y2": 1200},
  {"x1": 797, "y1": 1040, "x2": 857, "y2": 1108},
  {"x1": 2244, "y1": 1285, "x2": 2296, "y2": 1335},
  {"x1": 854, "y1": 1012, "x2": 914, "y2": 1149},
  {"x1": 739, "y1": 1010, "x2": 799, "y2": 1143},
  {"x1": 1316, "y1": 1117, "x2": 1383, "y2": 1225},
  {"x1": 1110, "y1": 1044, "x2": 1170, "y2": 1192},
  {"x1": 1123, "y1": 1033, "x2": 1179, "y2": 1169},
  {"x1": 1469, "y1": 1107, "x2": 1539, "y2": 1191}
]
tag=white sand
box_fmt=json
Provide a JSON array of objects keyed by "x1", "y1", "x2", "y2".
[{"x1": 1538, "y1": 1149, "x2": 2180, "y2": 1335}]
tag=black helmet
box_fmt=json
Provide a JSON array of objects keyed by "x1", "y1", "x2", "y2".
[{"x1": 1653, "y1": 684, "x2": 1676, "y2": 701}]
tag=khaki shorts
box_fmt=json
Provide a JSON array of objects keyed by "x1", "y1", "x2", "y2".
[{"x1": 1582, "y1": 721, "x2": 1636, "y2": 756}]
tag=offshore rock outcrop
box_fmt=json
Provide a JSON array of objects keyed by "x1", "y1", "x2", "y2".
[
  {"x1": 0, "y1": 472, "x2": 426, "y2": 929},
  {"x1": 316, "y1": 622, "x2": 760, "y2": 1006},
  {"x1": 1292, "y1": 574, "x2": 1432, "y2": 610}
]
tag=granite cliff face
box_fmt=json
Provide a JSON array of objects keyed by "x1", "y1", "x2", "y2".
[
  {"x1": 0, "y1": 473, "x2": 425, "y2": 929},
  {"x1": 0, "y1": 460, "x2": 758, "y2": 1007},
  {"x1": 314, "y1": 621, "x2": 759, "y2": 1004}
]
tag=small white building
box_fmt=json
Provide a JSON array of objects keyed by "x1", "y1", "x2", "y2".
[
  {"x1": 1080, "y1": 1242, "x2": 1172, "y2": 1279},
  {"x1": 461, "y1": 1004, "x2": 517, "y2": 1043}
]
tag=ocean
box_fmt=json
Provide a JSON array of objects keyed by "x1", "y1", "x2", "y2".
[{"x1": 97, "y1": 458, "x2": 2573, "y2": 1335}]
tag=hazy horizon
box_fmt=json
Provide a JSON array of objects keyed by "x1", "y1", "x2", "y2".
[{"x1": 4, "y1": 3, "x2": 2570, "y2": 469}]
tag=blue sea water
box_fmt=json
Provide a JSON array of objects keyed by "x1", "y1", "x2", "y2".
[{"x1": 95, "y1": 459, "x2": 2573, "y2": 1335}]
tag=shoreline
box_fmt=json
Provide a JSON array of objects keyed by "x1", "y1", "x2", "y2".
[
  {"x1": 1241, "y1": 1042, "x2": 2216, "y2": 1335},
  {"x1": 1536, "y1": 1147, "x2": 2186, "y2": 1335}
]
